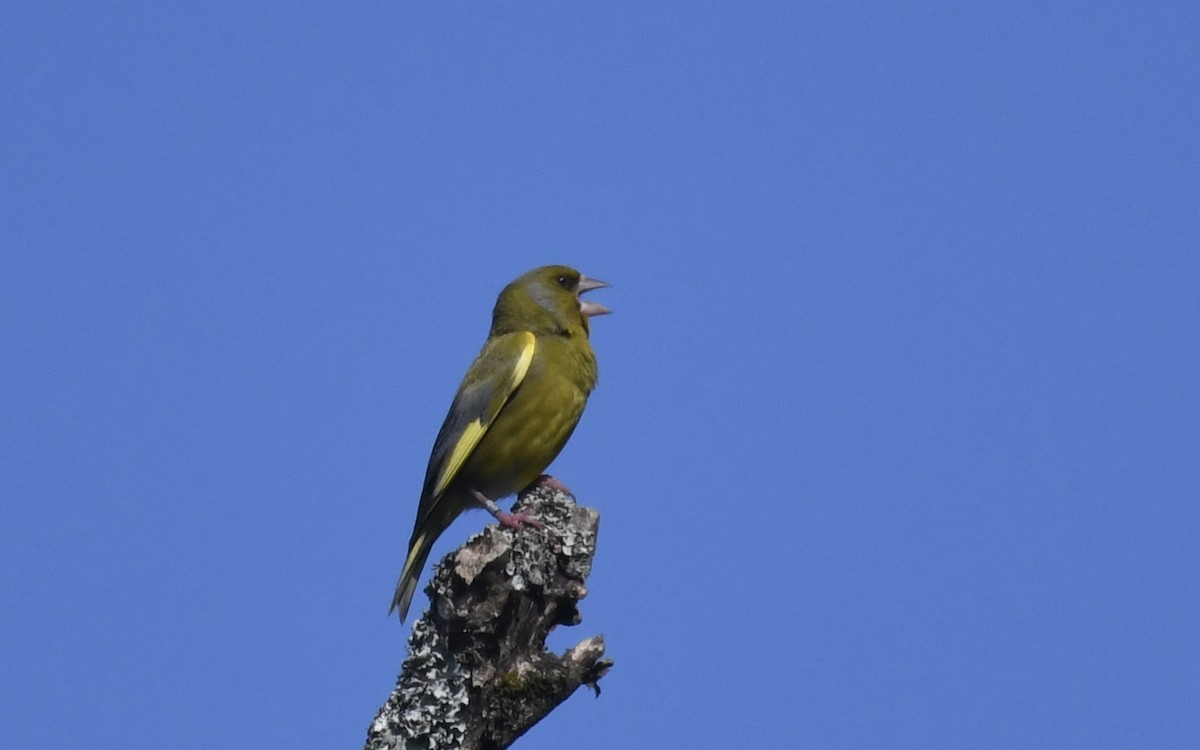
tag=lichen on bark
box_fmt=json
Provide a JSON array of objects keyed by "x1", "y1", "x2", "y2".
[{"x1": 365, "y1": 484, "x2": 612, "y2": 750}]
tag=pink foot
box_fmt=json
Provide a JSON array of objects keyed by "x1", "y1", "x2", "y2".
[
  {"x1": 495, "y1": 511, "x2": 545, "y2": 530},
  {"x1": 530, "y1": 474, "x2": 574, "y2": 496}
]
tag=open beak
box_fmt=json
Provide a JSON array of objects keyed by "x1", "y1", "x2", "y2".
[{"x1": 577, "y1": 275, "x2": 611, "y2": 318}]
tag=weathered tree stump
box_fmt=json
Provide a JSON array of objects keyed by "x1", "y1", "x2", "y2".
[{"x1": 366, "y1": 484, "x2": 612, "y2": 750}]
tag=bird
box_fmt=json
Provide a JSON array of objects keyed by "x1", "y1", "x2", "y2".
[{"x1": 390, "y1": 265, "x2": 610, "y2": 621}]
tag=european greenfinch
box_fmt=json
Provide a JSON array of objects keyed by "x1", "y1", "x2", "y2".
[{"x1": 390, "y1": 265, "x2": 609, "y2": 621}]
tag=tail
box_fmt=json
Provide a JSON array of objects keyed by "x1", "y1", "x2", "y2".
[{"x1": 390, "y1": 527, "x2": 436, "y2": 621}]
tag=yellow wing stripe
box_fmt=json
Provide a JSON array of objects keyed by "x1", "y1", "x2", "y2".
[
  {"x1": 510, "y1": 331, "x2": 537, "y2": 389},
  {"x1": 432, "y1": 331, "x2": 536, "y2": 499},
  {"x1": 434, "y1": 420, "x2": 485, "y2": 499}
]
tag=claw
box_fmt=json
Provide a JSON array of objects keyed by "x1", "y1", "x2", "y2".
[
  {"x1": 495, "y1": 511, "x2": 545, "y2": 530},
  {"x1": 474, "y1": 489, "x2": 545, "y2": 530}
]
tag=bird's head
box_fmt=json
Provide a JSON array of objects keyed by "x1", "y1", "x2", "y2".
[{"x1": 491, "y1": 265, "x2": 610, "y2": 337}]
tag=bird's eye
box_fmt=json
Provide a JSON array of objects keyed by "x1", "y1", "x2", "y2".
[{"x1": 556, "y1": 274, "x2": 573, "y2": 289}]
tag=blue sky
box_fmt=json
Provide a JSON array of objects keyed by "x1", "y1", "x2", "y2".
[{"x1": 3, "y1": 3, "x2": 1198, "y2": 748}]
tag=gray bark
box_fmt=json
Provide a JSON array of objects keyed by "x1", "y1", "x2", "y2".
[{"x1": 365, "y1": 484, "x2": 612, "y2": 750}]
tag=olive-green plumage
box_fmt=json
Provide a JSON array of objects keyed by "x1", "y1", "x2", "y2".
[{"x1": 391, "y1": 265, "x2": 609, "y2": 621}]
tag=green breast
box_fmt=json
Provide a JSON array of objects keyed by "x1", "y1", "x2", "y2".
[{"x1": 456, "y1": 334, "x2": 596, "y2": 500}]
